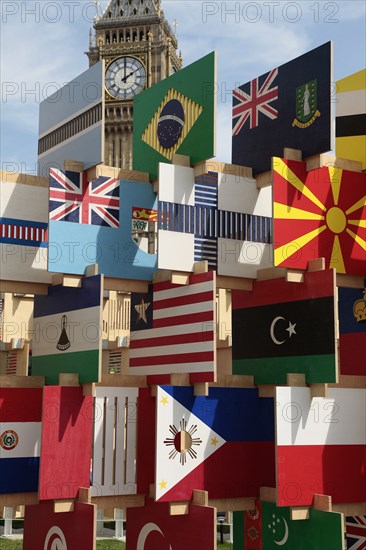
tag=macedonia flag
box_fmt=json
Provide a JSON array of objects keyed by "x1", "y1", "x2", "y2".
[{"x1": 273, "y1": 157, "x2": 366, "y2": 275}]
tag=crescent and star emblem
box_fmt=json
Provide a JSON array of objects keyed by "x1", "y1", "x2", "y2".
[
  {"x1": 137, "y1": 522, "x2": 173, "y2": 550},
  {"x1": 270, "y1": 316, "x2": 297, "y2": 345},
  {"x1": 274, "y1": 517, "x2": 289, "y2": 546}
]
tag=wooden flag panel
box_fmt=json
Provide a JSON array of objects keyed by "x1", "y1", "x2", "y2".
[
  {"x1": 39, "y1": 386, "x2": 93, "y2": 500},
  {"x1": 32, "y1": 275, "x2": 103, "y2": 384},
  {"x1": 23, "y1": 500, "x2": 96, "y2": 550},
  {"x1": 0, "y1": 387, "x2": 42, "y2": 494},
  {"x1": 273, "y1": 158, "x2": 366, "y2": 276},
  {"x1": 126, "y1": 499, "x2": 216, "y2": 550},
  {"x1": 91, "y1": 386, "x2": 138, "y2": 497},
  {"x1": 276, "y1": 387, "x2": 366, "y2": 506},
  {"x1": 233, "y1": 500, "x2": 345, "y2": 549},
  {"x1": 155, "y1": 386, "x2": 275, "y2": 502},
  {"x1": 232, "y1": 269, "x2": 338, "y2": 384}
]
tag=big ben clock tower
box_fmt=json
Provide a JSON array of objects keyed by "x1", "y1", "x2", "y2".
[{"x1": 87, "y1": 0, "x2": 182, "y2": 169}]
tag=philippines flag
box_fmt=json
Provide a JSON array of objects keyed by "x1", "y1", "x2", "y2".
[
  {"x1": 0, "y1": 388, "x2": 42, "y2": 493},
  {"x1": 155, "y1": 386, "x2": 275, "y2": 502},
  {"x1": 130, "y1": 271, "x2": 216, "y2": 383},
  {"x1": 49, "y1": 168, "x2": 120, "y2": 228}
]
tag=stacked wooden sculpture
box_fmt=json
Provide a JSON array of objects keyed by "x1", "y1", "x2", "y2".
[{"x1": 0, "y1": 45, "x2": 365, "y2": 550}]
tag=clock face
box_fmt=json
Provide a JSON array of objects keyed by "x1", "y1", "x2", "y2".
[{"x1": 105, "y1": 56, "x2": 146, "y2": 100}]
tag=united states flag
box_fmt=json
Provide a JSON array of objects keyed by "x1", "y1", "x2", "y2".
[
  {"x1": 232, "y1": 68, "x2": 279, "y2": 135},
  {"x1": 129, "y1": 272, "x2": 215, "y2": 382},
  {"x1": 346, "y1": 516, "x2": 366, "y2": 549},
  {"x1": 49, "y1": 169, "x2": 120, "y2": 228}
]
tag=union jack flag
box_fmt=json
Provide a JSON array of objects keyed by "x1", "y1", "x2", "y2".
[
  {"x1": 346, "y1": 516, "x2": 366, "y2": 549},
  {"x1": 49, "y1": 169, "x2": 120, "y2": 228},
  {"x1": 232, "y1": 68, "x2": 279, "y2": 135}
]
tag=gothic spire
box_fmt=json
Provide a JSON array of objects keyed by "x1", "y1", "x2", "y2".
[{"x1": 96, "y1": 0, "x2": 161, "y2": 23}]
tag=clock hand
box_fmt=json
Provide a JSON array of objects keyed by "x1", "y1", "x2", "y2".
[{"x1": 121, "y1": 69, "x2": 138, "y2": 83}]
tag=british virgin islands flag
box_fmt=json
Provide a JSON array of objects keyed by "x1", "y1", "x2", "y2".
[
  {"x1": 155, "y1": 386, "x2": 275, "y2": 502},
  {"x1": 0, "y1": 388, "x2": 42, "y2": 494}
]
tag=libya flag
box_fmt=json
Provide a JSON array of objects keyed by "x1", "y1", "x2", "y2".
[
  {"x1": 234, "y1": 502, "x2": 344, "y2": 549},
  {"x1": 133, "y1": 52, "x2": 216, "y2": 181},
  {"x1": 232, "y1": 269, "x2": 337, "y2": 384}
]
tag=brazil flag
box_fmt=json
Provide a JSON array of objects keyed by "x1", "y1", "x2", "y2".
[{"x1": 133, "y1": 52, "x2": 216, "y2": 181}]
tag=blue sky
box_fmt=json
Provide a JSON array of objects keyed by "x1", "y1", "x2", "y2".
[{"x1": 1, "y1": 0, "x2": 365, "y2": 173}]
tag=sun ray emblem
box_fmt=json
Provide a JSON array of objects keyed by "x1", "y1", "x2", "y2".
[
  {"x1": 273, "y1": 158, "x2": 366, "y2": 276},
  {"x1": 163, "y1": 416, "x2": 202, "y2": 466}
]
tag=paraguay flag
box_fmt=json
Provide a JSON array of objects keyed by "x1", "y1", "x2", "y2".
[
  {"x1": 155, "y1": 386, "x2": 275, "y2": 502},
  {"x1": 0, "y1": 388, "x2": 42, "y2": 493}
]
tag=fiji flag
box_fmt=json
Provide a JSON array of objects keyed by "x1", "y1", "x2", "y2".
[
  {"x1": 155, "y1": 386, "x2": 275, "y2": 502},
  {"x1": 0, "y1": 388, "x2": 42, "y2": 494}
]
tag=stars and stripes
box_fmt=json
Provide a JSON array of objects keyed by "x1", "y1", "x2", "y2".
[
  {"x1": 130, "y1": 272, "x2": 215, "y2": 379},
  {"x1": 346, "y1": 516, "x2": 366, "y2": 550},
  {"x1": 6, "y1": 351, "x2": 17, "y2": 375},
  {"x1": 0, "y1": 218, "x2": 47, "y2": 247},
  {"x1": 49, "y1": 168, "x2": 120, "y2": 228},
  {"x1": 232, "y1": 68, "x2": 279, "y2": 135},
  {"x1": 194, "y1": 236, "x2": 218, "y2": 269}
]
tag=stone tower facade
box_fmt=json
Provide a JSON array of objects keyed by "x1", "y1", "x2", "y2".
[{"x1": 87, "y1": 0, "x2": 181, "y2": 169}]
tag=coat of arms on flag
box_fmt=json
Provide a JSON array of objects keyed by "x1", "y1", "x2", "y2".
[
  {"x1": 232, "y1": 41, "x2": 333, "y2": 174},
  {"x1": 49, "y1": 168, "x2": 120, "y2": 228},
  {"x1": 293, "y1": 79, "x2": 320, "y2": 128},
  {"x1": 0, "y1": 388, "x2": 42, "y2": 494}
]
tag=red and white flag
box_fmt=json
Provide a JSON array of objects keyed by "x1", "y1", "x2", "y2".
[{"x1": 130, "y1": 271, "x2": 216, "y2": 382}]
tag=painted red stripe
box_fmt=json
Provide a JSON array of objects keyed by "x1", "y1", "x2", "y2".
[
  {"x1": 154, "y1": 271, "x2": 214, "y2": 292},
  {"x1": 277, "y1": 444, "x2": 366, "y2": 506},
  {"x1": 232, "y1": 269, "x2": 334, "y2": 309},
  {"x1": 153, "y1": 310, "x2": 214, "y2": 328},
  {"x1": 93, "y1": 205, "x2": 119, "y2": 227},
  {"x1": 130, "y1": 350, "x2": 214, "y2": 367},
  {"x1": 0, "y1": 388, "x2": 43, "y2": 422},
  {"x1": 190, "y1": 371, "x2": 215, "y2": 383},
  {"x1": 154, "y1": 290, "x2": 213, "y2": 311},
  {"x1": 91, "y1": 177, "x2": 118, "y2": 195},
  {"x1": 130, "y1": 330, "x2": 214, "y2": 349},
  {"x1": 159, "y1": 441, "x2": 275, "y2": 502}
]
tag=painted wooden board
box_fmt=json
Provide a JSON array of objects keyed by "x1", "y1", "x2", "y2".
[
  {"x1": 345, "y1": 515, "x2": 366, "y2": 549},
  {"x1": 232, "y1": 42, "x2": 333, "y2": 175},
  {"x1": 217, "y1": 173, "x2": 271, "y2": 216},
  {"x1": 91, "y1": 386, "x2": 138, "y2": 497},
  {"x1": 276, "y1": 387, "x2": 366, "y2": 506},
  {"x1": 136, "y1": 387, "x2": 156, "y2": 495},
  {"x1": 130, "y1": 272, "x2": 216, "y2": 383},
  {"x1": 23, "y1": 500, "x2": 96, "y2": 550},
  {"x1": 232, "y1": 269, "x2": 338, "y2": 384},
  {"x1": 273, "y1": 158, "x2": 366, "y2": 276},
  {"x1": 126, "y1": 498, "x2": 216, "y2": 550},
  {"x1": 233, "y1": 500, "x2": 344, "y2": 549},
  {"x1": 158, "y1": 169, "x2": 272, "y2": 275},
  {"x1": 39, "y1": 386, "x2": 93, "y2": 500},
  {"x1": 32, "y1": 275, "x2": 103, "y2": 384},
  {"x1": 133, "y1": 52, "x2": 216, "y2": 181},
  {"x1": 0, "y1": 388, "x2": 42, "y2": 494},
  {"x1": 155, "y1": 386, "x2": 275, "y2": 502},
  {"x1": 336, "y1": 69, "x2": 366, "y2": 170},
  {"x1": 338, "y1": 285, "x2": 366, "y2": 376},
  {"x1": 158, "y1": 163, "x2": 195, "y2": 205},
  {"x1": 48, "y1": 170, "x2": 157, "y2": 279},
  {"x1": 0, "y1": 179, "x2": 51, "y2": 283},
  {"x1": 158, "y1": 230, "x2": 195, "y2": 271}
]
